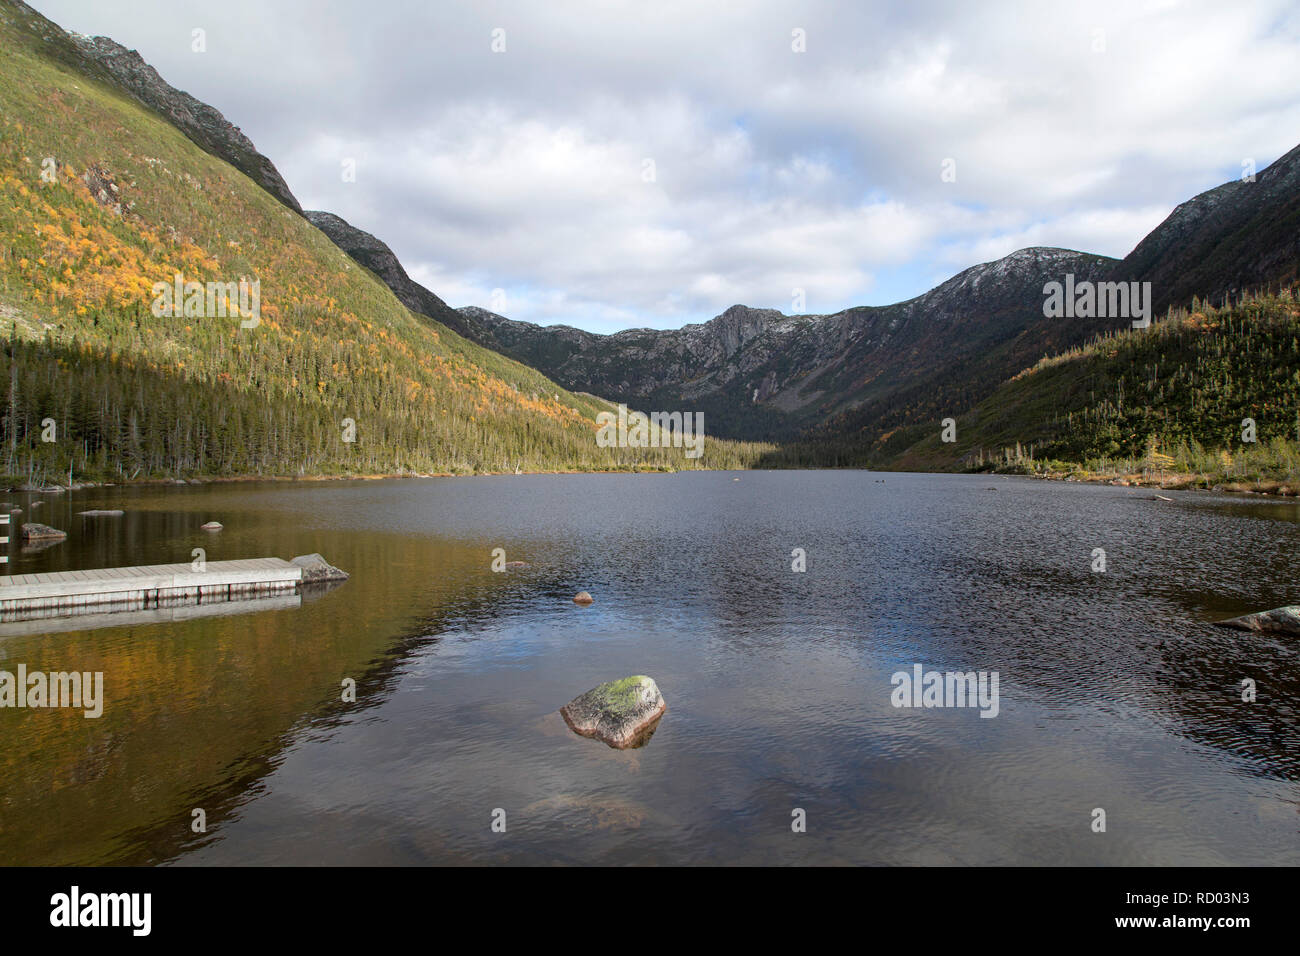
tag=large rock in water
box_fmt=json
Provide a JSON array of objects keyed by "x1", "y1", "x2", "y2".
[
  {"x1": 1214, "y1": 605, "x2": 1300, "y2": 635},
  {"x1": 290, "y1": 553, "x2": 349, "y2": 583},
  {"x1": 560, "y1": 676, "x2": 666, "y2": 748},
  {"x1": 20, "y1": 522, "x2": 66, "y2": 540}
]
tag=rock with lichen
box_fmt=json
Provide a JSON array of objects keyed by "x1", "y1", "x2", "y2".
[{"x1": 560, "y1": 676, "x2": 666, "y2": 748}]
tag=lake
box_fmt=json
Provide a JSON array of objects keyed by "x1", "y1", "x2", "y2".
[{"x1": 1, "y1": 471, "x2": 1297, "y2": 865}]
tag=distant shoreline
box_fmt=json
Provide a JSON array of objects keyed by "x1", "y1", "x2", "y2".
[{"x1": 6, "y1": 465, "x2": 1300, "y2": 500}]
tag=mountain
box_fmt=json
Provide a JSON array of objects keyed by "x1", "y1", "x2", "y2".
[
  {"x1": 453, "y1": 247, "x2": 1117, "y2": 444},
  {"x1": 430, "y1": 149, "x2": 1300, "y2": 454},
  {"x1": 0, "y1": 0, "x2": 765, "y2": 483},
  {"x1": 6, "y1": 0, "x2": 302, "y2": 213},
  {"x1": 1110, "y1": 143, "x2": 1300, "y2": 312},
  {"x1": 8, "y1": 0, "x2": 1296, "y2": 481}
]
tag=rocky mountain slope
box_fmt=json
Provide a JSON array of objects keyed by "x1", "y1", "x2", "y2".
[
  {"x1": 6, "y1": 0, "x2": 302, "y2": 213},
  {"x1": 1110, "y1": 142, "x2": 1300, "y2": 311},
  {"x1": 443, "y1": 146, "x2": 1300, "y2": 449},
  {"x1": 457, "y1": 247, "x2": 1118, "y2": 442}
]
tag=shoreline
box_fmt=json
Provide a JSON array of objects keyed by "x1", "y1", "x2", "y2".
[
  {"x1": 7, "y1": 465, "x2": 1300, "y2": 499},
  {"x1": 0, "y1": 466, "x2": 720, "y2": 493},
  {"x1": 988, "y1": 467, "x2": 1300, "y2": 499}
]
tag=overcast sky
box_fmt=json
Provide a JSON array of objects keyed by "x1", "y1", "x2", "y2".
[{"x1": 31, "y1": 0, "x2": 1300, "y2": 332}]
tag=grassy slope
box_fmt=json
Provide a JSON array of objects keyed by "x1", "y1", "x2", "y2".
[
  {"x1": 0, "y1": 15, "x2": 770, "y2": 483},
  {"x1": 893, "y1": 292, "x2": 1300, "y2": 487}
]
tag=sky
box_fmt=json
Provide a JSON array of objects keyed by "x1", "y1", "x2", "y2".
[{"x1": 30, "y1": 0, "x2": 1300, "y2": 333}]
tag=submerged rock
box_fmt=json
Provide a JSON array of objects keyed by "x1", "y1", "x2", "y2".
[
  {"x1": 560, "y1": 675, "x2": 666, "y2": 748},
  {"x1": 290, "y1": 553, "x2": 349, "y2": 583},
  {"x1": 200, "y1": 521, "x2": 223, "y2": 531},
  {"x1": 573, "y1": 591, "x2": 594, "y2": 605},
  {"x1": 1214, "y1": 605, "x2": 1300, "y2": 635},
  {"x1": 21, "y1": 522, "x2": 67, "y2": 541}
]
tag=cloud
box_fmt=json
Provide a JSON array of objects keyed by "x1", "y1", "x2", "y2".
[{"x1": 30, "y1": 0, "x2": 1300, "y2": 330}]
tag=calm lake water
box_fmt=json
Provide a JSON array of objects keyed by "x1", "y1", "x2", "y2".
[{"x1": 1, "y1": 471, "x2": 1297, "y2": 865}]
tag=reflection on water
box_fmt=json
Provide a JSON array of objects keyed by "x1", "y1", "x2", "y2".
[{"x1": 0, "y1": 473, "x2": 1297, "y2": 865}]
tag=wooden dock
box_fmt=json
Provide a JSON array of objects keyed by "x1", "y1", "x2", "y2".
[
  {"x1": 0, "y1": 592, "x2": 303, "y2": 638},
  {"x1": 0, "y1": 558, "x2": 304, "y2": 623}
]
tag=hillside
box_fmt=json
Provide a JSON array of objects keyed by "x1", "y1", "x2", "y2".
[
  {"x1": 6, "y1": 0, "x2": 302, "y2": 214},
  {"x1": 454, "y1": 247, "x2": 1119, "y2": 444},
  {"x1": 1110, "y1": 143, "x2": 1300, "y2": 312},
  {"x1": 0, "y1": 0, "x2": 768, "y2": 484},
  {"x1": 304, "y1": 210, "x2": 497, "y2": 345},
  {"x1": 893, "y1": 291, "x2": 1300, "y2": 485}
]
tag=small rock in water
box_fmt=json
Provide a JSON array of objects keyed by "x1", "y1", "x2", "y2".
[
  {"x1": 1214, "y1": 605, "x2": 1300, "y2": 636},
  {"x1": 21, "y1": 522, "x2": 66, "y2": 541},
  {"x1": 573, "y1": 591, "x2": 594, "y2": 605},
  {"x1": 505, "y1": 560, "x2": 529, "y2": 568},
  {"x1": 560, "y1": 676, "x2": 667, "y2": 748},
  {"x1": 78, "y1": 509, "x2": 124, "y2": 517},
  {"x1": 200, "y1": 521, "x2": 223, "y2": 531},
  {"x1": 290, "y1": 553, "x2": 349, "y2": 583}
]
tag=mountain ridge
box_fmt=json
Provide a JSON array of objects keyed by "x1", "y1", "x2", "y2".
[{"x1": 6, "y1": 0, "x2": 302, "y2": 214}]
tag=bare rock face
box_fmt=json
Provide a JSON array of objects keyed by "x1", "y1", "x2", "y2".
[
  {"x1": 290, "y1": 553, "x2": 349, "y2": 584},
  {"x1": 81, "y1": 163, "x2": 122, "y2": 215},
  {"x1": 560, "y1": 676, "x2": 666, "y2": 748},
  {"x1": 20, "y1": 522, "x2": 66, "y2": 541},
  {"x1": 1215, "y1": 605, "x2": 1300, "y2": 635}
]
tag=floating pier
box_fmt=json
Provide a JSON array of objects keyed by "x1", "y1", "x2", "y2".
[
  {"x1": 0, "y1": 555, "x2": 346, "y2": 625},
  {"x1": 0, "y1": 592, "x2": 303, "y2": 638}
]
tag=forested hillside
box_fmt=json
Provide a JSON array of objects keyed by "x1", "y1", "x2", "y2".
[
  {"x1": 892, "y1": 291, "x2": 1300, "y2": 485},
  {"x1": 0, "y1": 5, "x2": 768, "y2": 485}
]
